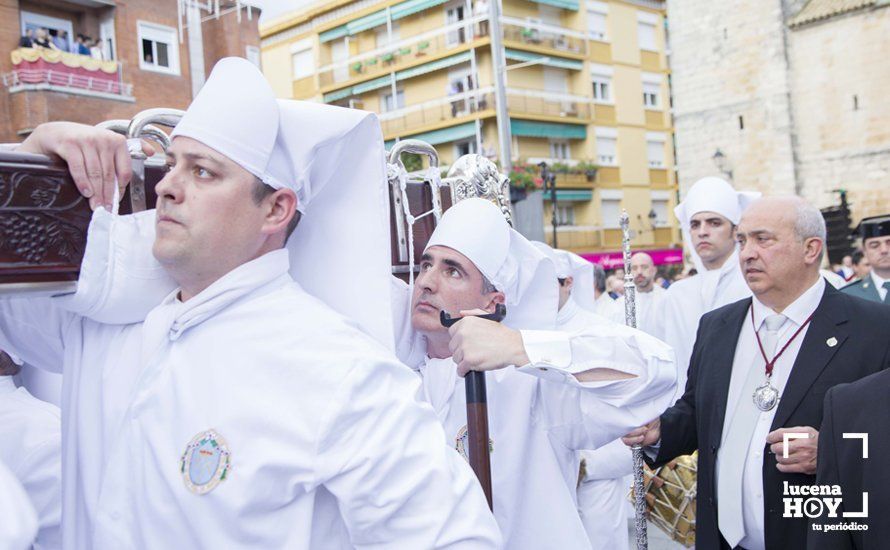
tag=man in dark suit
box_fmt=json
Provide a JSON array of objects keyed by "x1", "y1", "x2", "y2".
[
  {"x1": 808, "y1": 368, "x2": 890, "y2": 549},
  {"x1": 842, "y1": 214, "x2": 890, "y2": 304},
  {"x1": 623, "y1": 196, "x2": 890, "y2": 550}
]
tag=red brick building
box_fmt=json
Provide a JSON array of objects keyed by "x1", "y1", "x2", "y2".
[{"x1": 0, "y1": 0, "x2": 261, "y2": 142}]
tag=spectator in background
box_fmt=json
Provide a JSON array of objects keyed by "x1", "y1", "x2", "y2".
[
  {"x1": 19, "y1": 28, "x2": 34, "y2": 48},
  {"x1": 33, "y1": 29, "x2": 57, "y2": 50},
  {"x1": 77, "y1": 35, "x2": 90, "y2": 56},
  {"x1": 852, "y1": 249, "x2": 870, "y2": 282},
  {"x1": 90, "y1": 38, "x2": 104, "y2": 61},
  {"x1": 52, "y1": 30, "x2": 69, "y2": 52},
  {"x1": 836, "y1": 253, "x2": 854, "y2": 281}
]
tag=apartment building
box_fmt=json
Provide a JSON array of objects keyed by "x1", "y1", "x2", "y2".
[
  {"x1": 0, "y1": 0, "x2": 261, "y2": 142},
  {"x1": 261, "y1": 0, "x2": 680, "y2": 261}
]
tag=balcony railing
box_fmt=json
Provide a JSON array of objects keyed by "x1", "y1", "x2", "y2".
[
  {"x1": 505, "y1": 87, "x2": 591, "y2": 119},
  {"x1": 3, "y1": 68, "x2": 133, "y2": 98},
  {"x1": 500, "y1": 16, "x2": 587, "y2": 57},
  {"x1": 380, "y1": 87, "x2": 495, "y2": 136},
  {"x1": 318, "y1": 14, "x2": 487, "y2": 89}
]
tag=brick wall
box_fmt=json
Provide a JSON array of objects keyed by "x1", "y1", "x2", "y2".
[{"x1": 0, "y1": 0, "x2": 261, "y2": 142}]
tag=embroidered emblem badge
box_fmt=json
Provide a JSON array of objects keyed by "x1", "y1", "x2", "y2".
[
  {"x1": 826, "y1": 337, "x2": 838, "y2": 348},
  {"x1": 180, "y1": 429, "x2": 231, "y2": 495},
  {"x1": 455, "y1": 425, "x2": 494, "y2": 462}
]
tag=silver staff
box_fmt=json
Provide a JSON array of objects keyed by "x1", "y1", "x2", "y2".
[{"x1": 620, "y1": 210, "x2": 648, "y2": 550}]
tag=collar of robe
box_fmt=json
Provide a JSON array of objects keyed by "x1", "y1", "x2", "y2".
[
  {"x1": 557, "y1": 297, "x2": 581, "y2": 327},
  {"x1": 0, "y1": 375, "x2": 16, "y2": 394},
  {"x1": 146, "y1": 249, "x2": 291, "y2": 347}
]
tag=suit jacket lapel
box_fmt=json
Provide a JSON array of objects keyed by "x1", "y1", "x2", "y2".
[
  {"x1": 771, "y1": 285, "x2": 849, "y2": 429},
  {"x1": 710, "y1": 298, "x2": 751, "y2": 445}
]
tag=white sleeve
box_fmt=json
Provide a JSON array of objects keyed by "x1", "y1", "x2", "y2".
[
  {"x1": 0, "y1": 459, "x2": 38, "y2": 550},
  {"x1": 0, "y1": 298, "x2": 76, "y2": 374},
  {"x1": 580, "y1": 439, "x2": 634, "y2": 481},
  {"x1": 315, "y1": 357, "x2": 501, "y2": 549},
  {"x1": 517, "y1": 325, "x2": 676, "y2": 451}
]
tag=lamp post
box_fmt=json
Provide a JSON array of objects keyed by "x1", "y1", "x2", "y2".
[
  {"x1": 539, "y1": 161, "x2": 558, "y2": 248},
  {"x1": 712, "y1": 148, "x2": 733, "y2": 180}
]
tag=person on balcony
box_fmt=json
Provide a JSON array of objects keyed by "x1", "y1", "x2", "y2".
[
  {"x1": 89, "y1": 38, "x2": 104, "y2": 61},
  {"x1": 52, "y1": 31, "x2": 68, "y2": 52},
  {"x1": 32, "y1": 29, "x2": 57, "y2": 51},
  {"x1": 18, "y1": 29, "x2": 34, "y2": 48}
]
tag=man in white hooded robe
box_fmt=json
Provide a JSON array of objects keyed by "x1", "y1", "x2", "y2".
[
  {"x1": 652, "y1": 177, "x2": 759, "y2": 400},
  {"x1": 397, "y1": 198, "x2": 676, "y2": 549},
  {"x1": 0, "y1": 58, "x2": 500, "y2": 549}
]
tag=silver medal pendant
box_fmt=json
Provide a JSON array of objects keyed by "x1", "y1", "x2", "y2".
[{"x1": 753, "y1": 379, "x2": 779, "y2": 412}]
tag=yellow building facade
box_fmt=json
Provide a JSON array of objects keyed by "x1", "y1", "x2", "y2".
[{"x1": 260, "y1": 0, "x2": 680, "y2": 258}]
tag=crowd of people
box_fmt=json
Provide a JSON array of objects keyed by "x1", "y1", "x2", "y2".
[
  {"x1": 18, "y1": 27, "x2": 108, "y2": 60},
  {"x1": 0, "y1": 57, "x2": 888, "y2": 550}
]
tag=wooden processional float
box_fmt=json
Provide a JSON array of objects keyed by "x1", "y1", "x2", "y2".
[{"x1": 0, "y1": 107, "x2": 513, "y2": 510}]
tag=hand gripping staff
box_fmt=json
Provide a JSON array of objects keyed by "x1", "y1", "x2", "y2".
[{"x1": 439, "y1": 303, "x2": 506, "y2": 511}]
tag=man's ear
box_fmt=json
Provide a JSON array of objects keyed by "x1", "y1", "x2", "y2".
[
  {"x1": 262, "y1": 188, "x2": 298, "y2": 236},
  {"x1": 483, "y1": 291, "x2": 506, "y2": 313},
  {"x1": 565, "y1": 276, "x2": 574, "y2": 292}
]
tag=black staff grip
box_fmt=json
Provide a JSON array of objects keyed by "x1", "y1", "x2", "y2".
[{"x1": 439, "y1": 303, "x2": 506, "y2": 328}]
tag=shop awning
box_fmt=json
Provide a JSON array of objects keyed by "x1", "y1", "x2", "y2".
[
  {"x1": 396, "y1": 51, "x2": 472, "y2": 81},
  {"x1": 385, "y1": 121, "x2": 477, "y2": 148},
  {"x1": 510, "y1": 119, "x2": 587, "y2": 139},
  {"x1": 321, "y1": 0, "x2": 452, "y2": 43},
  {"x1": 504, "y1": 49, "x2": 583, "y2": 71},
  {"x1": 554, "y1": 190, "x2": 593, "y2": 201},
  {"x1": 528, "y1": 0, "x2": 579, "y2": 10}
]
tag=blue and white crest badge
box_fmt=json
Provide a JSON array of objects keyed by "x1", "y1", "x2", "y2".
[
  {"x1": 180, "y1": 429, "x2": 231, "y2": 495},
  {"x1": 455, "y1": 425, "x2": 494, "y2": 462}
]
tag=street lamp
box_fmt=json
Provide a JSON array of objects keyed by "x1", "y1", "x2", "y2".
[
  {"x1": 538, "y1": 161, "x2": 558, "y2": 248},
  {"x1": 712, "y1": 148, "x2": 733, "y2": 180}
]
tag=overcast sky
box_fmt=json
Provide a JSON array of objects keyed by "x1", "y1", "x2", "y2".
[{"x1": 250, "y1": 0, "x2": 317, "y2": 25}]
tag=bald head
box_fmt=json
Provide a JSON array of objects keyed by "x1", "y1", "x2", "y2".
[
  {"x1": 630, "y1": 252, "x2": 657, "y2": 292},
  {"x1": 737, "y1": 196, "x2": 825, "y2": 311}
]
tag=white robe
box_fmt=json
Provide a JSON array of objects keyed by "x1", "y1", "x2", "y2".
[
  {"x1": 0, "y1": 250, "x2": 501, "y2": 550},
  {"x1": 612, "y1": 285, "x2": 666, "y2": 334},
  {"x1": 652, "y1": 252, "x2": 750, "y2": 401},
  {"x1": 414, "y1": 305, "x2": 676, "y2": 549},
  {"x1": 592, "y1": 293, "x2": 624, "y2": 324},
  {"x1": 558, "y1": 300, "x2": 635, "y2": 550},
  {"x1": 0, "y1": 376, "x2": 61, "y2": 550},
  {"x1": 0, "y1": 458, "x2": 38, "y2": 550}
]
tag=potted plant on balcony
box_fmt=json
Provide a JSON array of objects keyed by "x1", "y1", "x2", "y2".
[
  {"x1": 508, "y1": 161, "x2": 543, "y2": 191},
  {"x1": 416, "y1": 41, "x2": 430, "y2": 57},
  {"x1": 399, "y1": 47, "x2": 412, "y2": 56},
  {"x1": 550, "y1": 161, "x2": 571, "y2": 174},
  {"x1": 364, "y1": 57, "x2": 378, "y2": 68},
  {"x1": 381, "y1": 52, "x2": 395, "y2": 65},
  {"x1": 575, "y1": 160, "x2": 599, "y2": 182},
  {"x1": 351, "y1": 61, "x2": 363, "y2": 74}
]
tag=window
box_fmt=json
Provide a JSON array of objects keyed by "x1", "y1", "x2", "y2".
[
  {"x1": 550, "y1": 140, "x2": 570, "y2": 160},
  {"x1": 595, "y1": 128, "x2": 618, "y2": 166},
  {"x1": 454, "y1": 139, "x2": 477, "y2": 158},
  {"x1": 246, "y1": 45, "x2": 261, "y2": 68},
  {"x1": 586, "y1": 1, "x2": 608, "y2": 41},
  {"x1": 646, "y1": 134, "x2": 665, "y2": 168},
  {"x1": 138, "y1": 22, "x2": 180, "y2": 75},
  {"x1": 651, "y1": 201, "x2": 669, "y2": 227},
  {"x1": 376, "y1": 23, "x2": 400, "y2": 48},
  {"x1": 21, "y1": 11, "x2": 73, "y2": 40},
  {"x1": 381, "y1": 89, "x2": 405, "y2": 112},
  {"x1": 291, "y1": 48, "x2": 313, "y2": 79},
  {"x1": 590, "y1": 64, "x2": 613, "y2": 103},
  {"x1": 600, "y1": 193, "x2": 622, "y2": 229},
  {"x1": 643, "y1": 82, "x2": 660, "y2": 109},
  {"x1": 556, "y1": 203, "x2": 575, "y2": 226},
  {"x1": 637, "y1": 14, "x2": 658, "y2": 51},
  {"x1": 445, "y1": 3, "x2": 467, "y2": 46}
]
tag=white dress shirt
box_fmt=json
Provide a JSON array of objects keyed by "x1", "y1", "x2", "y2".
[
  {"x1": 716, "y1": 276, "x2": 825, "y2": 550},
  {"x1": 871, "y1": 271, "x2": 889, "y2": 301}
]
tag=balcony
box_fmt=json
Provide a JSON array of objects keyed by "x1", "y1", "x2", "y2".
[
  {"x1": 500, "y1": 16, "x2": 587, "y2": 58},
  {"x1": 4, "y1": 48, "x2": 132, "y2": 100},
  {"x1": 317, "y1": 14, "x2": 488, "y2": 91},
  {"x1": 379, "y1": 87, "x2": 495, "y2": 138},
  {"x1": 506, "y1": 87, "x2": 591, "y2": 121}
]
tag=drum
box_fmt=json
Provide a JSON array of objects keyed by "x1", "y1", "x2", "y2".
[{"x1": 630, "y1": 452, "x2": 697, "y2": 547}]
